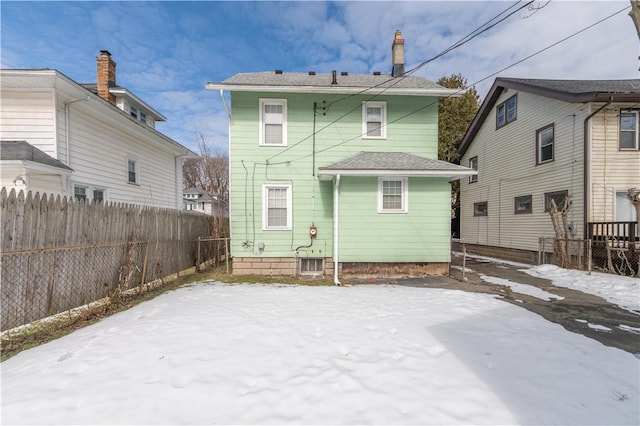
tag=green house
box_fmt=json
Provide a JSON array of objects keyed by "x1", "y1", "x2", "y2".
[{"x1": 206, "y1": 31, "x2": 475, "y2": 282}]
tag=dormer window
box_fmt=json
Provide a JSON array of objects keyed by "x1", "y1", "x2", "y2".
[
  {"x1": 130, "y1": 106, "x2": 138, "y2": 119},
  {"x1": 140, "y1": 112, "x2": 147, "y2": 124}
]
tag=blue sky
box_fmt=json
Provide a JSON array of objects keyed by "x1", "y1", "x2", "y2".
[{"x1": 1, "y1": 1, "x2": 636, "y2": 152}]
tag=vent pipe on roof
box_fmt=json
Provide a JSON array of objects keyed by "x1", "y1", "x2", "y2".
[
  {"x1": 275, "y1": 69, "x2": 283, "y2": 74},
  {"x1": 331, "y1": 70, "x2": 338, "y2": 85},
  {"x1": 391, "y1": 30, "x2": 405, "y2": 78}
]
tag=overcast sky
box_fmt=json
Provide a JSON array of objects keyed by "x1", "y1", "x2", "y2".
[{"x1": 1, "y1": 1, "x2": 637, "y2": 152}]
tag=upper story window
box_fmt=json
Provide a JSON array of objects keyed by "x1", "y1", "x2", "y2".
[
  {"x1": 620, "y1": 110, "x2": 639, "y2": 150},
  {"x1": 469, "y1": 156, "x2": 478, "y2": 183},
  {"x1": 262, "y1": 183, "x2": 292, "y2": 230},
  {"x1": 363, "y1": 101, "x2": 387, "y2": 139},
  {"x1": 130, "y1": 106, "x2": 138, "y2": 119},
  {"x1": 496, "y1": 95, "x2": 517, "y2": 128},
  {"x1": 536, "y1": 124, "x2": 554, "y2": 164},
  {"x1": 128, "y1": 159, "x2": 139, "y2": 184},
  {"x1": 260, "y1": 99, "x2": 287, "y2": 146},
  {"x1": 378, "y1": 177, "x2": 407, "y2": 213},
  {"x1": 140, "y1": 112, "x2": 147, "y2": 124}
]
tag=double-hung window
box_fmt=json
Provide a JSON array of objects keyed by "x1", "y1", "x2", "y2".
[
  {"x1": 378, "y1": 177, "x2": 407, "y2": 213},
  {"x1": 260, "y1": 99, "x2": 287, "y2": 146},
  {"x1": 263, "y1": 183, "x2": 292, "y2": 230},
  {"x1": 536, "y1": 124, "x2": 554, "y2": 164},
  {"x1": 469, "y1": 156, "x2": 478, "y2": 183},
  {"x1": 620, "y1": 110, "x2": 639, "y2": 150},
  {"x1": 496, "y1": 95, "x2": 517, "y2": 128},
  {"x1": 74, "y1": 185, "x2": 87, "y2": 201},
  {"x1": 128, "y1": 159, "x2": 139, "y2": 184},
  {"x1": 363, "y1": 101, "x2": 387, "y2": 138}
]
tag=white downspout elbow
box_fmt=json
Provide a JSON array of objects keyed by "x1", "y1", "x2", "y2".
[{"x1": 333, "y1": 174, "x2": 341, "y2": 285}]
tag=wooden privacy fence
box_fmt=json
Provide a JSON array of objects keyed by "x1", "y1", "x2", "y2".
[{"x1": 0, "y1": 189, "x2": 226, "y2": 331}]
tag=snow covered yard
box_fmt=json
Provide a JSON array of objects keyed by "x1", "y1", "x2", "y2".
[{"x1": 2, "y1": 283, "x2": 639, "y2": 425}]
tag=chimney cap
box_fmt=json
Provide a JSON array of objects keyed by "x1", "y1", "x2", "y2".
[
  {"x1": 393, "y1": 30, "x2": 405, "y2": 45},
  {"x1": 99, "y1": 50, "x2": 112, "y2": 56}
]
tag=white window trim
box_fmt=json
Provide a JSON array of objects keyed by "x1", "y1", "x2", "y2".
[
  {"x1": 378, "y1": 177, "x2": 408, "y2": 213},
  {"x1": 469, "y1": 156, "x2": 478, "y2": 183},
  {"x1": 362, "y1": 101, "x2": 387, "y2": 139},
  {"x1": 536, "y1": 124, "x2": 555, "y2": 164},
  {"x1": 73, "y1": 183, "x2": 108, "y2": 202},
  {"x1": 620, "y1": 110, "x2": 639, "y2": 150},
  {"x1": 262, "y1": 183, "x2": 293, "y2": 230},
  {"x1": 73, "y1": 184, "x2": 88, "y2": 201},
  {"x1": 259, "y1": 98, "x2": 288, "y2": 146},
  {"x1": 127, "y1": 158, "x2": 139, "y2": 185}
]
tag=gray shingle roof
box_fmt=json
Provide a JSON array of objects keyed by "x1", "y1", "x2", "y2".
[
  {"x1": 458, "y1": 78, "x2": 640, "y2": 157},
  {"x1": 318, "y1": 152, "x2": 474, "y2": 176},
  {"x1": 498, "y1": 78, "x2": 640, "y2": 95},
  {"x1": 1, "y1": 141, "x2": 73, "y2": 171},
  {"x1": 220, "y1": 72, "x2": 446, "y2": 90}
]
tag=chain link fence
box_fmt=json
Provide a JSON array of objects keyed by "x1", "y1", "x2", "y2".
[
  {"x1": 538, "y1": 237, "x2": 639, "y2": 277},
  {"x1": 1, "y1": 238, "x2": 229, "y2": 333}
]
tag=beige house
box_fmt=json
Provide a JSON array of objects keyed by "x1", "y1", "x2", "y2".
[
  {"x1": 0, "y1": 51, "x2": 196, "y2": 209},
  {"x1": 458, "y1": 78, "x2": 640, "y2": 263}
]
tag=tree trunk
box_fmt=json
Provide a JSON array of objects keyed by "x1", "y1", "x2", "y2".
[{"x1": 630, "y1": 0, "x2": 640, "y2": 41}]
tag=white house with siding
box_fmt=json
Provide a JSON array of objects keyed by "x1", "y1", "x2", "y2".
[
  {"x1": 0, "y1": 51, "x2": 196, "y2": 209},
  {"x1": 458, "y1": 78, "x2": 640, "y2": 263}
]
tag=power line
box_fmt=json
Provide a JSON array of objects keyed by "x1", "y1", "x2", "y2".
[
  {"x1": 266, "y1": 4, "x2": 630, "y2": 167},
  {"x1": 265, "y1": 0, "x2": 534, "y2": 163}
]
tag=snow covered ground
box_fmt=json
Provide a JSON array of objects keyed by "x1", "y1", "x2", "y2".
[
  {"x1": 2, "y1": 283, "x2": 638, "y2": 425},
  {"x1": 525, "y1": 264, "x2": 640, "y2": 314}
]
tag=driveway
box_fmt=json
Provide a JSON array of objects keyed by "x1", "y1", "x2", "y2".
[{"x1": 349, "y1": 255, "x2": 640, "y2": 355}]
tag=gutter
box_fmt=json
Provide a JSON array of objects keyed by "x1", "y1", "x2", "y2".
[
  {"x1": 333, "y1": 174, "x2": 341, "y2": 285},
  {"x1": 583, "y1": 98, "x2": 612, "y2": 238}
]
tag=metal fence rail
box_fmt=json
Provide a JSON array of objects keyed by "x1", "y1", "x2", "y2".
[{"x1": 1, "y1": 238, "x2": 229, "y2": 332}]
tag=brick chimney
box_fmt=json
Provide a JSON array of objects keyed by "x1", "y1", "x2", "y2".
[
  {"x1": 96, "y1": 50, "x2": 116, "y2": 105},
  {"x1": 391, "y1": 30, "x2": 405, "y2": 78}
]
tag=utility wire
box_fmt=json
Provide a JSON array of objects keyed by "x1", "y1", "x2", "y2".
[
  {"x1": 266, "y1": 0, "x2": 534, "y2": 163},
  {"x1": 265, "y1": 4, "x2": 630, "y2": 167}
]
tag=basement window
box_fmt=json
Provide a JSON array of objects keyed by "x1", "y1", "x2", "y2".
[{"x1": 300, "y1": 258, "x2": 324, "y2": 275}]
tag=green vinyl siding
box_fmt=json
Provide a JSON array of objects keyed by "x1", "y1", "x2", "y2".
[
  {"x1": 338, "y1": 177, "x2": 451, "y2": 262},
  {"x1": 229, "y1": 90, "x2": 445, "y2": 260}
]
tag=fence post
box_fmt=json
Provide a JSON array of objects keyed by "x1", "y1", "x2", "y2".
[
  {"x1": 587, "y1": 239, "x2": 592, "y2": 275},
  {"x1": 225, "y1": 238, "x2": 229, "y2": 274},
  {"x1": 462, "y1": 240, "x2": 466, "y2": 282},
  {"x1": 196, "y1": 237, "x2": 201, "y2": 272},
  {"x1": 537, "y1": 238, "x2": 542, "y2": 265}
]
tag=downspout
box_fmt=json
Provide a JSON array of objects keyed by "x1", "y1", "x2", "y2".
[
  {"x1": 583, "y1": 98, "x2": 612, "y2": 239},
  {"x1": 220, "y1": 89, "x2": 233, "y2": 244},
  {"x1": 64, "y1": 96, "x2": 89, "y2": 195},
  {"x1": 333, "y1": 174, "x2": 341, "y2": 285},
  {"x1": 175, "y1": 153, "x2": 190, "y2": 209}
]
